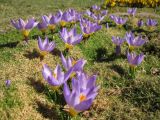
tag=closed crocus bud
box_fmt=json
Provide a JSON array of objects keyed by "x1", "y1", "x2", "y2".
[
  {"x1": 137, "y1": 19, "x2": 144, "y2": 28},
  {"x1": 128, "y1": 8, "x2": 137, "y2": 17},
  {"x1": 5, "y1": 80, "x2": 11, "y2": 87},
  {"x1": 112, "y1": 36, "x2": 125, "y2": 56}
]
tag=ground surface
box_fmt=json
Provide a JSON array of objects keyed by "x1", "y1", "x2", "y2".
[{"x1": 0, "y1": 0, "x2": 160, "y2": 120}]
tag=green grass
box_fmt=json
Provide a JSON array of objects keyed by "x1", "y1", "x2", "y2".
[{"x1": 0, "y1": 0, "x2": 160, "y2": 119}]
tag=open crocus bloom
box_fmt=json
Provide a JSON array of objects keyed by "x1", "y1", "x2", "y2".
[
  {"x1": 80, "y1": 19, "x2": 101, "y2": 38},
  {"x1": 11, "y1": 18, "x2": 38, "y2": 41},
  {"x1": 59, "y1": 10, "x2": 72, "y2": 27},
  {"x1": 128, "y1": 8, "x2": 137, "y2": 17},
  {"x1": 112, "y1": 36, "x2": 125, "y2": 55},
  {"x1": 125, "y1": 32, "x2": 145, "y2": 50},
  {"x1": 146, "y1": 18, "x2": 157, "y2": 27},
  {"x1": 127, "y1": 52, "x2": 144, "y2": 67},
  {"x1": 60, "y1": 27, "x2": 83, "y2": 49},
  {"x1": 61, "y1": 53, "x2": 86, "y2": 72},
  {"x1": 68, "y1": 8, "x2": 81, "y2": 23},
  {"x1": 42, "y1": 64, "x2": 73, "y2": 87},
  {"x1": 37, "y1": 17, "x2": 48, "y2": 34},
  {"x1": 42, "y1": 13, "x2": 61, "y2": 32},
  {"x1": 113, "y1": 16, "x2": 127, "y2": 26},
  {"x1": 38, "y1": 36, "x2": 56, "y2": 56},
  {"x1": 63, "y1": 72, "x2": 99, "y2": 116}
]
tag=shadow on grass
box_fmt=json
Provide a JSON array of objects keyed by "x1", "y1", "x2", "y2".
[
  {"x1": 0, "y1": 41, "x2": 19, "y2": 49},
  {"x1": 27, "y1": 77, "x2": 45, "y2": 93},
  {"x1": 36, "y1": 100, "x2": 60, "y2": 120},
  {"x1": 94, "y1": 48, "x2": 126, "y2": 62},
  {"x1": 23, "y1": 49, "x2": 40, "y2": 60},
  {"x1": 51, "y1": 48, "x2": 61, "y2": 57},
  {"x1": 109, "y1": 64, "x2": 127, "y2": 77}
]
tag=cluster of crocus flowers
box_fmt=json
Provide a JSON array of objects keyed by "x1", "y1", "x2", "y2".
[
  {"x1": 112, "y1": 36, "x2": 125, "y2": 56},
  {"x1": 80, "y1": 19, "x2": 102, "y2": 38},
  {"x1": 59, "y1": 27, "x2": 83, "y2": 51},
  {"x1": 86, "y1": 7, "x2": 107, "y2": 24},
  {"x1": 63, "y1": 72, "x2": 99, "y2": 116},
  {"x1": 11, "y1": 18, "x2": 38, "y2": 42},
  {"x1": 125, "y1": 32, "x2": 146, "y2": 51},
  {"x1": 127, "y1": 8, "x2": 137, "y2": 17},
  {"x1": 38, "y1": 36, "x2": 56, "y2": 56},
  {"x1": 127, "y1": 52, "x2": 144, "y2": 78}
]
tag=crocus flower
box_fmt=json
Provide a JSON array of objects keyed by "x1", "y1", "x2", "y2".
[
  {"x1": 63, "y1": 72, "x2": 99, "y2": 116},
  {"x1": 112, "y1": 36, "x2": 125, "y2": 55},
  {"x1": 146, "y1": 18, "x2": 157, "y2": 27},
  {"x1": 61, "y1": 53, "x2": 86, "y2": 72},
  {"x1": 137, "y1": 19, "x2": 144, "y2": 28},
  {"x1": 125, "y1": 32, "x2": 145, "y2": 50},
  {"x1": 59, "y1": 27, "x2": 83, "y2": 50},
  {"x1": 11, "y1": 18, "x2": 38, "y2": 42},
  {"x1": 127, "y1": 52, "x2": 144, "y2": 66},
  {"x1": 128, "y1": 8, "x2": 137, "y2": 17},
  {"x1": 80, "y1": 19, "x2": 102, "y2": 38},
  {"x1": 38, "y1": 36, "x2": 56, "y2": 56},
  {"x1": 5, "y1": 80, "x2": 11, "y2": 87},
  {"x1": 110, "y1": 15, "x2": 116, "y2": 21},
  {"x1": 91, "y1": 5, "x2": 100, "y2": 12},
  {"x1": 59, "y1": 10, "x2": 72, "y2": 27},
  {"x1": 113, "y1": 16, "x2": 127, "y2": 26},
  {"x1": 68, "y1": 9, "x2": 81, "y2": 23},
  {"x1": 42, "y1": 64, "x2": 73, "y2": 87},
  {"x1": 37, "y1": 17, "x2": 48, "y2": 34},
  {"x1": 42, "y1": 13, "x2": 61, "y2": 33}
]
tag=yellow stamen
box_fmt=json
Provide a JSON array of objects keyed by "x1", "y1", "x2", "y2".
[
  {"x1": 60, "y1": 20, "x2": 67, "y2": 27},
  {"x1": 83, "y1": 34, "x2": 90, "y2": 38},
  {"x1": 68, "y1": 107, "x2": 78, "y2": 117},
  {"x1": 48, "y1": 24, "x2": 56, "y2": 30},
  {"x1": 72, "y1": 60, "x2": 77, "y2": 66},
  {"x1": 50, "y1": 86, "x2": 59, "y2": 91},
  {"x1": 70, "y1": 72, "x2": 76, "y2": 79},
  {"x1": 40, "y1": 51, "x2": 48, "y2": 56},
  {"x1": 22, "y1": 30, "x2": 30, "y2": 37},
  {"x1": 65, "y1": 43, "x2": 73, "y2": 49},
  {"x1": 129, "y1": 45, "x2": 134, "y2": 52},
  {"x1": 40, "y1": 28, "x2": 46, "y2": 33}
]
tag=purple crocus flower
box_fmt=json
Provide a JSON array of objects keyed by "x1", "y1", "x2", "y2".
[
  {"x1": 146, "y1": 18, "x2": 158, "y2": 27},
  {"x1": 110, "y1": 15, "x2": 116, "y2": 21},
  {"x1": 91, "y1": 5, "x2": 101, "y2": 11},
  {"x1": 128, "y1": 8, "x2": 137, "y2": 17},
  {"x1": 127, "y1": 52, "x2": 144, "y2": 66},
  {"x1": 63, "y1": 72, "x2": 99, "y2": 116},
  {"x1": 59, "y1": 10, "x2": 72, "y2": 27},
  {"x1": 80, "y1": 19, "x2": 102, "y2": 38},
  {"x1": 38, "y1": 36, "x2": 56, "y2": 56},
  {"x1": 59, "y1": 27, "x2": 83, "y2": 49},
  {"x1": 42, "y1": 64, "x2": 73, "y2": 87},
  {"x1": 137, "y1": 19, "x2": 144, "y2": 28},
  {"x1": 61, "y1": 53, "x2": 86, "y2": 72},
  {"x1": 5, "y1": 80, "x2": 11, "y2": 87},
  {"x1": 112, "y1": 36, "x2": 125, "y2": 55},
  {"x1": 125, "y1": 32, "x2": 145, "y2": 50},
  {"x1": 113, "y1": 16, "x2": 127, "y2": 26},
  {"x1": 11, "y1": 18, "x2": 38, "y2": 42},
  {"x1": 68, "y1": 9, "x2": 81, "y2": 23},
  {"x1": 42, "y1": 13, "x2": 61, "y2": 32},
  {"x1": 37, "y1": 17, "x2": 48, "y2": 34}
]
